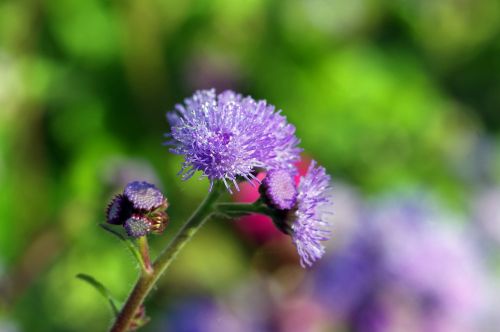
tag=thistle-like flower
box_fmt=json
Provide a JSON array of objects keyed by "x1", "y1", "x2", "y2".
[
  {"x1": 166, "y1": 89, "x2": 301, "y2": 192},
  {"x1": 261, "y1": 161, "x2": 332, "y2": 267},
  {"x1": 105, "y1": 181, "x2": 168, "y2": 238},
  {"x1": 292, "y1": 161, "x2": 332, "y2": 267}
]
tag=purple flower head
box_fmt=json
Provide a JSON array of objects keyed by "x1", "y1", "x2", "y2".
[
  {"x1": 260, "y1": 169, "x2": 298, "y2": 210},
  {"x1": 124, "y1": 215, "x2": 151, "y2": 238},
  {"x1": 166, "y1": 89, "x2": 301, "y2": 192},
  {"x1": 124, "y1": 181, "x2": 166, "y2": 211},
  {"x1": 272, "y1": 161, "x2": 332, "y2": 267}
]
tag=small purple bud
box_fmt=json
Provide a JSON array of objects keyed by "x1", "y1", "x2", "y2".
[
  {"x1": 106, "y1": 194, "x2": 132, "y2": 225},
  {"x1": 260, "y1": 169, "x2": 298, "y2": 210},
  {"x1": 124, "y1": 181, "x2": 166, "y2": 211},
  {"x1": 124, "y1": 215, "x2": 151, "y2": 238}
]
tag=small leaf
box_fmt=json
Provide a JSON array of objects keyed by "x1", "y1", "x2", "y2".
[
  {"x1": 100, "y1": 223, "x2": 127, "y2": 241},
  {"x1": 100, "y1": 224, "x2": 147, "y2": 271},
  {"x1": 76, "y1": 273, "x2": 120, "y2": 316}
]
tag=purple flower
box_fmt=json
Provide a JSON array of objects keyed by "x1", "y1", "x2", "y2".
[
  {"x1": 166, "y1": 89, "x2": 301, "y2": 192},
  {"x1": 124, "y1": 215, "x2": 151, "y2": 238},
  {"x1": 124, "y1": 181, "x2": 166, "y2": 211},
  {"x1": 312, "y1": 199, "x2": 493, "y2": 332},
  {"x1": 162, "y1": 297, "x2": 263, "y2": 332},
  {"x1": 267, "y1": 161, "x2": 332, "y2": 267},
  {"x1": 260, "y1": 169, "x2": 298, "y2": 210},
  {"x1": 291, "y1": 161, "x2": 332, "y2": 267}
]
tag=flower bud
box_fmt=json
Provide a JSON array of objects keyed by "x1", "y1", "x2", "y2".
[
  {"x1": 124, "y1": 215, "x2": 151, "y2": 238},
  {"x1": 105, "y1": 180, "x2": 169, "y2": 238},
  {"x1": 124, "y1": 181, "x2": 166, "y2": 211},
  {"x1": 106, "y1": 194, "x2": 132, "y2": 225}
]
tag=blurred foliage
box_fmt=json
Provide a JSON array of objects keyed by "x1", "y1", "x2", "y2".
[{"x1": 0, "y1": 0, "x2": 499, "y2": 331}]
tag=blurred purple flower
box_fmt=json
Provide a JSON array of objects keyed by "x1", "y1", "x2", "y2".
[
  {"x1": 160, "y1": 297, "x2": 262, "y2": 332},
  {"x1": 101, "y1": 157, "x2": 161, "y2": 190},
  {"x1": 274, "y1": 295, "x2": 331, "y2": 332},
  {"x1": 183, "y1": 54, "x2": 243, "y2": 92},
  {"x1": 312, "y1": 228, "x2": 384, "y2": 317},
  {"x1": 313, "y1": 198, "x2": 492, "y2": 332},
  {"x1": 472, "y1": 188, "x2": 500, "y2": 246},
  {"x1": 166, "y1": 89, "x2": 301, "y2": 192}
]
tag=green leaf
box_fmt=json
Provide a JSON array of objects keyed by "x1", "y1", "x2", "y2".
[
  {"x1": 76, "y1": 273, "x2": 119, "y2": 316},
  {"x1": 99, "y1": 223, "x2": 128, "y2": 241},
  {"x1": 99, "y1": 224, "x2": 146, "y2": 271}
]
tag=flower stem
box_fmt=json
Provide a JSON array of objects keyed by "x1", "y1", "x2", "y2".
[
  {"x1": 216, "y1": 201, "x2": 291, "y2": 234},
  {"x1": 215, "y1": 201, "x2": 276, "y2": 218},
  {"x1": 137, "y1": 237, "x2": 152, "y2": 274},
  {"x1": 109, "y1": 183, "x2": 223, "y2": 332}
]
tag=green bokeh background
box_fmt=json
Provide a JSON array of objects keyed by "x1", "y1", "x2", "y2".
[{"x1": 1, "y1": 0, "x2": 499, "y2": 330}]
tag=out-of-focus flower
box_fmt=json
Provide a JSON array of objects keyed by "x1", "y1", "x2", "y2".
[
  {"x1": 183, "y1": 53, "x2": 244, "y2": 92},
  {"x1": 275, "y1": 295, "x2": 331, "y2": 332},
  {"x1": 166, "y1": 89, "x2": 301, "y2": 192},
  {"x1": 472, "y1": 188, "x2": 500, "y2": 246},
  {"x1": 101, "y1": 157, "x2": 161, "y2": 190},
  {"x1": 264, "y1": 161, "x2": 333, "y2": 268},
  {"x1": 105, "y1": 181, "x2": 168, "y2": 238},
  {"x1": 313, "y1": 198, "x2": 492, "y2": 332},
  {"x1": 161, "y1": 297, "x2": 258, "y2": 332}
]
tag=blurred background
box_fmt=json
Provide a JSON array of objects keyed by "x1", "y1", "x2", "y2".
[{"x1": 1, "y1": 0, "x2": 500, "y2": 331}]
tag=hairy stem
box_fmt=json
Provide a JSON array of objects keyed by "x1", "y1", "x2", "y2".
[
  {"x1": 137, "y1": 237, "x2": 153, "y2": 274},
  {"x1": 109, "y1": 183, "x2": 223, "y2": 332}
]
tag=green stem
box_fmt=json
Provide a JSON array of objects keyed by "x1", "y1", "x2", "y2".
[
  {"x1": 216, "y1": 201, "x2": 291, "y2": 234},
  {"x1": 109, "y1": 183, "x2": 223, "y2": 332},
  {"x1": 215, "y1": 201, "x2": 276, "y2": 217},
  {"x1": 137, "y1": 237, "x2": 152, "y2": 274}
]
